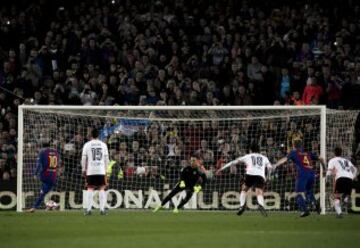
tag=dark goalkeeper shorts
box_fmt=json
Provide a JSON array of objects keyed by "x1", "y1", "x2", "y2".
[
  {"x1": 334, "y1": 177, "x2": 353, "y2": 195},
  {"x1": 244, "y1": 175, "x2": 265, "y2": 189},
  {"x1": 86, "y1": 175, "x2": 106, "y2": 187}
]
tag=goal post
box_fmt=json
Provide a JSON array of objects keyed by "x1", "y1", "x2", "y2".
[
  {"x1": 320, "y1": 106, "x2": 326, "y2": 215},
  {"x1": 17, "y1": 105, "x2": 24, "y2": 212},
  {"x1": 16, "y1": 105, "x2": 359, "y2": 213}
]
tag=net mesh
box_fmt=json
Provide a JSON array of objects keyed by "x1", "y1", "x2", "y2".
[
  {"x1": 325, "y1": 109, "x2": 360, "y2": 210},
  {"x1": 20, "y1": 107, "x2": 359, "y2": 211}
]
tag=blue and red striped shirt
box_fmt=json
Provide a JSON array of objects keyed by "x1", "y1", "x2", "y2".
[
  {"x1": 34, "y1": 148, "x2": 60, "y2": 182},
  {"x1": 287, "y1": 148, "x2": 318, "y2": 176}
]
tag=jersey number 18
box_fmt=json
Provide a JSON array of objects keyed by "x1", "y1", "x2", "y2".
[{"x1": 251, "y1": 156, "x2": 263, "y2": 168}]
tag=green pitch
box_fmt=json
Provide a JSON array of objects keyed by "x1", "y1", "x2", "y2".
[{"x1": 1, "y1": 211, "x2": 360, "y2": 248}]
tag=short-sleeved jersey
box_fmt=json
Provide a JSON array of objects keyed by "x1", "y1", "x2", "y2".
[
  {"x1": 81, "y1": 139, "x2": 109, "y2": 176},
  {"x1": 287, "y1": 149, "x2": 318, "y2": 175},
  {"x1": 35, "y1": 148, "x2": 60, "y2": 182},
  {"x1": 238, "y1": 153, "x2": 272, "y2": 180},
  {"x1": 327, "y1": 157, "x2": 357, "y2": 180}
]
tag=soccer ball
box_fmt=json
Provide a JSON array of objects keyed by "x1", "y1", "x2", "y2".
[{"x1": 45, "y1": 200, "x2": 59, "y2": 210}]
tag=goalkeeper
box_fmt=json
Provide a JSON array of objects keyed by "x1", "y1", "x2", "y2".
[{"x1": 154, "y1": 155, "x2": 207, "y2": 213}]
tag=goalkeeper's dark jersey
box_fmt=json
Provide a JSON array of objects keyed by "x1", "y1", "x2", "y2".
[{"x1": 180, "y1": 166, "x2": 207, "y2": 188}]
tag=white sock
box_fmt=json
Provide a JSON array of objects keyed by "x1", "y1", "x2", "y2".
[
  {"x1": 240, "y1": 191, "x2": 247, "y2": 207},
  {"x1": 99, "y1": 190, "x2": 106, "y2": 211},
  {"x1": 257, "y1": 195, "x2": 264, "y2": 207},
  {"x1": 87, "y1": 190, "x2": 94, "y2": 212},
  {"x1": 334, "y1": 199, "x2": 342, "y2": 215}
]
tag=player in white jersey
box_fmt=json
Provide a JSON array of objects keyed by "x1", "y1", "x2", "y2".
[
  {"x1": 217, "y1": 143, "x2": 272, "y2": 216},
  {"x1": 81, "y1": 128, "x2": 110, "y2": 215},
  {"x1": 326, "y1": 147, "x2": 358, "y2": 218}
]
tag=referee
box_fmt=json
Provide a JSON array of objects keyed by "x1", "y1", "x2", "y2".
[{"x1": 153, "y1": 155, "x2": 207, "y2": 213}]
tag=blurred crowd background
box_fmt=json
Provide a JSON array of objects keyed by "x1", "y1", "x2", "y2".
[{"x1": 1, "y1": 0, "x2": 360, "y2": 182}]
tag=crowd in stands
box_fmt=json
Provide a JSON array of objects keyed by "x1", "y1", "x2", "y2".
[{"x1": 1, "y1": 0, "x2": 360, "y2": 181}]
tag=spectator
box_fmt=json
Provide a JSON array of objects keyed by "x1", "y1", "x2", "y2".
[
  {"x1": 302, "y1": 77, "x2": 324, "y2": 105},
  {"x1": 247, "y1": 56, "x2": 263, "y2": 82},
  {"x1": 234, "y1": 86, "x2": 253, "y2": 105},
  {"x1": 208, "y1": 42, "x2": 228, "y2": 66},
  {"x1": 279, "y1": 68, "x2": 291, "y2": 100},
  {"x1": 290, "y1": 91, "x2": 304, "y2": 106},
  {"x1": 80, "y1": 84, "x2": 97, "y2": 105}
]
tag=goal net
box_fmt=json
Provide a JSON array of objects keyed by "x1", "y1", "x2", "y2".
[{"x1": 17, "y1": 106, "x2": 359, "y2": 213}]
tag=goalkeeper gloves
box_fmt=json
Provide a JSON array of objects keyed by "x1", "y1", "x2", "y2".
[
  {"x1": 193, "y1": 185, "x2": 202, "y2": 193},
  {"x1": 179, "y1": 180, "x2": 186, "y2": 188}
]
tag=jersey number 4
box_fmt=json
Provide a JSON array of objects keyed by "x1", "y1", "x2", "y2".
[
  {"x1": 302, "y1": 156, "x2": 312, "y2": 169},
  {"x1": 91, "y1": 148, "x2": 103, "y2": 161}
]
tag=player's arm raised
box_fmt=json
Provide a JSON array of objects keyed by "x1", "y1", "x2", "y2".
[
  {"x1": 217, "y1": 157, "x2": 243, "y2": 172},
  {"x1": 273, "y1": 157, "x2": 288, "y2": 168}
]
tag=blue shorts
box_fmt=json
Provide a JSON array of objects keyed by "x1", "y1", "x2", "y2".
[{"x1": 295, "y1": 173, "x2": 315, "y2": 192}]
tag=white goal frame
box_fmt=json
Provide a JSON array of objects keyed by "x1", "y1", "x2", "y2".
[{"x1": 17, "y1": 105, "x2": 327, "y2": 213}]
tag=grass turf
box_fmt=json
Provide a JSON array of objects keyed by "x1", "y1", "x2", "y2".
[{"x1": 0, "y1": 210, "x2": 359, "y2": 248}]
